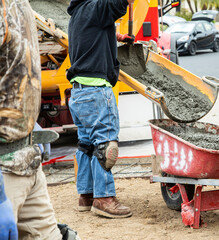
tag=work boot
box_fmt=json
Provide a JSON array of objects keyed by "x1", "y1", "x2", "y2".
[
  {"x1": 91, "y1": 197, "x2": 132, "y2": 218},
  {"x1": 78, "y1": 193, "x2": 93, "y2": 212}
]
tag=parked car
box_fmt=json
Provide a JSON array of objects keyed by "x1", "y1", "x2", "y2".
[
  {"x1": 192, "y1": 10, "x2": 218, "y2": 22},
  {"x1": 165, "y1": 20, "x2": 219, "y2": 55},
  {"x1": 159, "y1": 15, "x2": 186, "y2": 29},
  {"x1": 158, "y1": 15, "x2": 186, "y2": 63}
]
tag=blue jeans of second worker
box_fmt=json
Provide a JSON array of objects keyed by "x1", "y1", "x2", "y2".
[{"x1": 69, "y1": 85, "x2": 119, "y2": 198}]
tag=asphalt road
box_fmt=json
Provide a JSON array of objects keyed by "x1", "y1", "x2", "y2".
[{"x1": 179, "y1": 50, "x2": 219, "y2": 78}]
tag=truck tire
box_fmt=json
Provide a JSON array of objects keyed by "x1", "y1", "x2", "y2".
[{"x1": 160, "y1": 172, "x2": 195, "y2": 211}]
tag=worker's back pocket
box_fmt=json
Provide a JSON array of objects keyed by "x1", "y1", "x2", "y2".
[{"x1": 74, "y1": 97, "x2": 99, "y2": 128}]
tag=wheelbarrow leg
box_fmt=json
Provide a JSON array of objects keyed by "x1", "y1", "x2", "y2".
[
  {"x1": 193, "y1": 185, "x2": 203, "y2": 229},
  {"x1": 178, "y1": 184, "x2": 196, "y2": 228},
  {"x1": 177, "y1": 184, "x2": 189, "y2": 203},
  {"x1": 179, "y1": 184, "x2": 202, "y2": 229},
  {"x1": 178, "y1": 184, "x2": 193, "y2": 227}
]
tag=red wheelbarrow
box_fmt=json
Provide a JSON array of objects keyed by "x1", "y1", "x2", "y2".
[{"x1": 149, "y1": 119, "x2": 219, "y2": 229}]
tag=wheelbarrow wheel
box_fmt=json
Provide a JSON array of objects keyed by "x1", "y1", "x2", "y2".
[{"x1": 160, "y1": 172, "x2": 195, "y2": 211}]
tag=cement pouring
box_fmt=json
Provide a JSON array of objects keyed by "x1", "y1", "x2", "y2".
[
  {"x1": 117, "y1": 47, "x2": 213, "y2": 123},
  {"x1": 136, "y1": 68, "x2": 212, "y2": 122}
]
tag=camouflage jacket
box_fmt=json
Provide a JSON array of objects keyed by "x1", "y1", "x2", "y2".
[{"x1": 0, "y1": 0, "x2": 42, "y2": 175}]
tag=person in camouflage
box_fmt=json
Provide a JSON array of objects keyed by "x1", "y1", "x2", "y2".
[{"x1": 0, "y1": 1, "x2": 79, "y2": 239}]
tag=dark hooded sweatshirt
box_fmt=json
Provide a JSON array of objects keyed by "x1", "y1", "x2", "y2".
[{"x1": 67, "y1": 0, "x2": 128, "y2": 87}]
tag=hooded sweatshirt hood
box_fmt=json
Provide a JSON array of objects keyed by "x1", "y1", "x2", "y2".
[{"x1": 67, "y1": 0, "x2": 87, "y2": 15}]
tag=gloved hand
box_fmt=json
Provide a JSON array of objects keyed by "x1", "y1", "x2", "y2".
[
  {"x1": 116, "y1": 33, "x2": 135, "y2": 44},
  {"x1": 0, "y1": 173, "x2": 18, "y2": 240},
  {"x1": 58, "y1": 223, "x2": 81, "y2": 240},
  {"x1": 33, "y1": 122, "x2": 51, "y2": 161}
]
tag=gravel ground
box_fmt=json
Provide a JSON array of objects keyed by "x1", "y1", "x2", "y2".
[{"x1": 44, "y1": 159, "x2": 152, "y2": 185}]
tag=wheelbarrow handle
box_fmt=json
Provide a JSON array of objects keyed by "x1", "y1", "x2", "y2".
[
  {"x1": 202, "y1": 76, "x2": 219, "y2": 89},
  {"x1": 119, "y1": 69, "x2": 163, "y2": 103},
  {"x1": 145, "y1": 86, "x2": 164, "y2": 99}
]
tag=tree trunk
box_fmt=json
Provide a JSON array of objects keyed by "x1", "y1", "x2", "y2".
[
  {"x1": 186, "y1": 0, "x2": 194, "y2": 14},
  {"x1": 201, "y1": 4, "x2": 207, "y2": 10},
  {"x1": 194, "y1": 0, "x2": 198, "y2": 12}
]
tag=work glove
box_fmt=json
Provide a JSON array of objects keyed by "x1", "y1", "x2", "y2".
[
  {"x1": 58, "y1": 223, "x2": 81, "y2": 240},
  {"x1": 0, "y1": 173, "x2": 18, "y2": 240},
  {"x1": 116, "y1": 33, "x2": 135, "y2": 44},
  {"x1": 33, "y1": 122, "x2": 51, "y2": 161}
]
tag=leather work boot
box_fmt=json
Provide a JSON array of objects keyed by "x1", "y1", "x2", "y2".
[
  {"x1": 91, "y1": 197, "x2": 132, "y2": 218},
  {"x1": 79, "y1": 194, "x2": 94, "y2": 212}
]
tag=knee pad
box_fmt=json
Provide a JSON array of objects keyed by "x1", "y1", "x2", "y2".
[
  {"x1": 93, "y1": 141, "x2": 118, "y2": 171},
  {"x1": 78, "y1": 142, "x2": 94, "y2": 158}
]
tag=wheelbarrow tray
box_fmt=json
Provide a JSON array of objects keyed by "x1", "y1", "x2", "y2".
[{"x1": 149, "y1": 119, "x2": 219, "y2": 179}]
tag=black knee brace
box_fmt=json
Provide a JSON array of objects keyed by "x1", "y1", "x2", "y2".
[
  {"x1": 78, "y1": 142, "x2": 94, "y2": 158},
  {"x1": 93, "y1": 141, "x2": 118, "y2": 171}
]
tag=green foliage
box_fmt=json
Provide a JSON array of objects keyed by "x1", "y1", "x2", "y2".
[
  {"x1": 181, "y1": 0, "x2": 219, "y2": 12},
  {"x1": 175, "y1": 8, "x2": 193, "y2": 21},
  {"x1": 200, "y1": 0, "x2": 219, "y2": 10}
]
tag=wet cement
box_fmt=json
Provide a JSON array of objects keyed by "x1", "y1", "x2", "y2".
[
  {"x1": 30, "y1": 0, "x2": 70, "y2": 33},
  {"x1": 118, "y1": 48, "x2": 213, "y2": 122},
  {"x1": 160, "y1": 123, "x2": 219, "y2": 150},
  {"x1": 117, "y1": 44, "x2": 146, "y2": 76},
  {"x1": 136, "y1": 68, "x2": 212, "y2": 122}
]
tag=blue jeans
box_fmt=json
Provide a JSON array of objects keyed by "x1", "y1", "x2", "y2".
[{"x1": 69, "y1": 85, "x2": 119, "y2": 198}]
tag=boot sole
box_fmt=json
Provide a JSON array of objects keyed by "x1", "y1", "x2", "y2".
[
  {"x1": 78, "y1": 206, "x2": 92, "y2": 212},
  {"x1": 91, "y1": 206, "x2": 132, "y2": 219},
  {"x1": 105, "y1": 142, "x2": 118, "y2": 169}
]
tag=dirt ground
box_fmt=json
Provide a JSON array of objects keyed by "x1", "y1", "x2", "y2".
[{"x1": 48, "y1": 178, "x2": 219, "y2": 240}]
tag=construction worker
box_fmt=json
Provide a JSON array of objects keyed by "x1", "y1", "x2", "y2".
[
  {"x1": 67, "y1": 0, "x2": 135, "y2": 218},
  {"x1": 0, "y1": 0, "x2": 79, "y2": 239}
]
